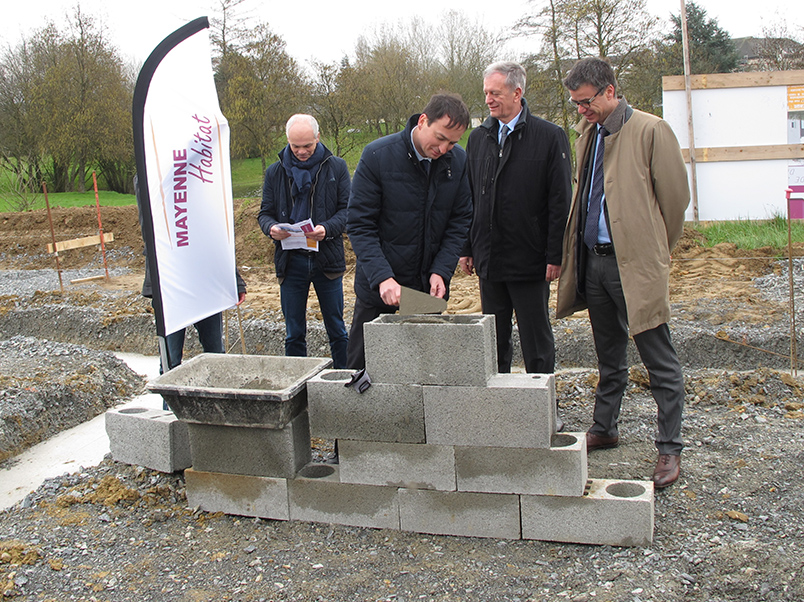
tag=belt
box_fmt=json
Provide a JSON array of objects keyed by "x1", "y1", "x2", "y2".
[{"x1": 592, "y1": 243, "x2": 615, "y2": 256}]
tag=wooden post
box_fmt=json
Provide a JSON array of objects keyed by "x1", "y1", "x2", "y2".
[
  {"x1": 787, "y1": 188, "x2": 798, "y2": 375},
  {"x1": 42, "y1": 182, "x2": 64, "y2": 292},
  {"x1": 92, "y1": 171, "x2": 110, "y2": 281},
  {"x1": 680, "y1": 0, "x2": 700, "y2": 223}
]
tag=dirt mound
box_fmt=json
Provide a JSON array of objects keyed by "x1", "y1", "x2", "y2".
[
  {"x1": 0, "y1": 336, "x2": 144, "y2": 463},
  {"x1": 0, "y1": 203, "x2": 793, "y2": 322}
]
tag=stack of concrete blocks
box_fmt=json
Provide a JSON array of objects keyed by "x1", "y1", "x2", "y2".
[{"x1": 184, "y1": 315, "x2": 653, "y2": 547}]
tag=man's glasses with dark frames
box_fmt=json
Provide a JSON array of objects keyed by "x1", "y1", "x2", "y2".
[{"x1": 569, "y1": 86, "x2": 606, "y2": 109}]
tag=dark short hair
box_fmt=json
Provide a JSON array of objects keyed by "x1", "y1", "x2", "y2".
[
  {"x1": 563, "y1": 57, "x2": 618, "y2": 93},
  {"x1": 422, "y1": 93, "x2": 470, "y2": 130}
]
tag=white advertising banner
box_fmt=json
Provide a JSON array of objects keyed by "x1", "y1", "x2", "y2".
[{"x1": 133, "y1": 18, "x2": 237, "y2": 336}]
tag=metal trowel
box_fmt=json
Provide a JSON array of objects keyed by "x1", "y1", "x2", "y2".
[{"x1": 399, "y1": 286, "x2": 447, "y2": 315}]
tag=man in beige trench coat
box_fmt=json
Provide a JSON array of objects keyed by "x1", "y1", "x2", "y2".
[{"x1": 556, "y1": 57, "x2": 690, "y2": 488}]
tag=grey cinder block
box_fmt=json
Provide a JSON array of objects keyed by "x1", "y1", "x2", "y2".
[
  {"x1": 184, "y1": 468, "x2": 289, "y2": 520},
  {"x1": 521, "y1": 478, "x2": 654, "y2": 546},
  {"x1": 423, "y1": 373, "x2": 556, "y2": 448},
  {"x1": 186, "y1": 411, "x2": 311, "y2": 478},
  {"x1": 288, "y1": 470, "x2": 400, "y2": 530},
  {"x1": 364, "y1": 314, "x2": 497, "y2": 386},
  {"x1": 307, "y1": 370, "x2": 424, "y2": 443},
  {"x1": 105, "y1": 407, "x2": 191, "y2": 473},
  {"x1": 338, "y1": 440, "x2": 456, "y2": 491},
  {"x1": 398, "y1": 489, "x2": 521, "y2": 539},
  {"x1": 456, "y1": 432, "x2": 587, "y2": 496}
]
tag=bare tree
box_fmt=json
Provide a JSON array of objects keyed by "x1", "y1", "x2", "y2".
[
  {"x1": 517, "y1": 0, "x2": 661, "y2": 130},
  {"x1": 754, "y1": 21, "x2": 804, "y2": 71},
  {"x1": 210, "y1": 0, "x2": 253, "y2": 59},
  {"x1": 309, "y1": 59, "x2": 362, "y2": 158},
  {"x1": 439, "y1": 10, "x2": 499, "y2": 120}
]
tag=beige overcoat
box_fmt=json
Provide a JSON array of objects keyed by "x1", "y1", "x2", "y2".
[{"x1": 555, "y1": 107, "x2": 690, "y2": 335}]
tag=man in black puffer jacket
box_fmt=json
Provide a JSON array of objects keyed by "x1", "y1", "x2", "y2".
[
  {"x1": 259, "y1": 114, "x2": 350, "y2": 368},
  {"x1": 346, "y1": 94, "x2": 473, "y2": 369}
]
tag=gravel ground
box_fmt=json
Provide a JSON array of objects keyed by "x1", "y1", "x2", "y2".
[
  {"x1": 0, "y1": 268, "x2": 132, "y2": 298},
  {"x1": 1, "y1": 366, "x2": 803, "y2": 602},
  {"x1": 2, "y1": 260, "x2": 804, "y2": 601}
]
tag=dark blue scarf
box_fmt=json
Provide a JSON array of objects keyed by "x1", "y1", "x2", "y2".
[{"x1": 281, "y1": 143, "x2": 326, "y2": 223}]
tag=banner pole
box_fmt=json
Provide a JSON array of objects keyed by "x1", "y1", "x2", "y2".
[{"x1": 236, "y1": 305, "x2": 246, "y2": 354}]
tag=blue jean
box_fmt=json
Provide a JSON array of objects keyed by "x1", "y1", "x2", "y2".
[
  {"x1": 163, "y1": 312, "x2": 224, "y2": 371},
  {"x1": 281, "y1": 251, "x2": 348, "y2": 368}
]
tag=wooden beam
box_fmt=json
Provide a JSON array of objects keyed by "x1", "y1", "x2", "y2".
[
  {"x1": 69, "y1": 275, "x2": 107, "y2": 284},
  {"x1": 681, "y1": 144, "x2": 804, "y2": 163},
  {"x1": 664, "y1": 70, "x2": 804, "y2": 91},
  {"x1": 47, "y1": 232, "x2": 114, "y2": 254}
]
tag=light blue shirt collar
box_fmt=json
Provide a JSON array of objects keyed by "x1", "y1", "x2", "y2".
[
  {"x1": 411, "y1": 126, "x2": 429, "y2": 163},
  {"x1": 497, "y1": 109, "x2": 522, "y2": 143}
]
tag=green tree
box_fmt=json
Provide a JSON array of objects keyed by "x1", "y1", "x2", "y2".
[
  {"x1": 0, "y1": 38, "x2": 45, "y2": 208},
  {"x1": 662, "y1": 1, "x2": 738, "y2": 75},
  {"x1": 0, "y1": 10, "x2": 133, "y2": 196},
  {"x1": 216, "y1": 23, "x2": 306, "y2": 171}
]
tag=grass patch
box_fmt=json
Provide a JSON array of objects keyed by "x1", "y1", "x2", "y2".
[
  {"x1": 690, "y1": 215, "x2": 804, "y2": 251},
  {"x1": 231, "y1": 158, "x2": 267, "y2": 198},
  {"x1": 0, "y1": 191, "x2": 136, "y2": 212}
]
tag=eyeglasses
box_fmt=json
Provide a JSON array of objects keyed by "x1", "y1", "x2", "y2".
[{"x1": 569, "y1": 86, "x2": 606, "y2": 109}]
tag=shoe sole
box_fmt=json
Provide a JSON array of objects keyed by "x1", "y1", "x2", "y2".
[{"x1": 653, "y1": 475, "x2": 679, "y2": 488}]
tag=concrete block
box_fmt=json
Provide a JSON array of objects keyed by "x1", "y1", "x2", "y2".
[
  {"x1": 339, "y1": 440, "x2": 456, "y2": 491},
  {"x1": 187, "y1": 411, "x2": 311, "y2": 478},
  {"x1": 423, "y1": 373, "x2": 555, "y2": 448},
  {"x1": 521, "y1": 478, "x2": 654, "y2": 546},
  {"x1": 455, "y1": 432, "x2": 587, "y2": 496},
  {"x1": 364, "y1": 314, "x2": 497, "y2": 386},
  {"x1": 307, "y1": 370, "x2": 424, "y2": 443},
  {"x1": 288, "y1": 469, "x2": 400, "y2": 530},
  {"x1": 398, "y1": 489, "x2": 520, "y2": 539},
  {"x1": 184, "y1": 468, "x2": 289, "y2": 520},
  {"x1": 105, "y1": 407, "x2": 191, "y2": 473}
]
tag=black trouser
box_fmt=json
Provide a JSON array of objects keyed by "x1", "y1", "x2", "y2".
[
  {"x1": 585, "y1": 251, "x2": 684, "y2": 455},
  {"x1": 345, "y1": 297, "x2": 397, "y2": 370},
  {"x1": 479, "y1": 278, "x2": 555, "y2": 374}
]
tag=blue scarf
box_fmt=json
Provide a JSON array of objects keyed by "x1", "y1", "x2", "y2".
[{"x1": 281, "y1": 143, "x2": 326, "y2": 223}]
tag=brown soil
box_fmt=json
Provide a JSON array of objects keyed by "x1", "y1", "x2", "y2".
[{"x1": 1, "y1": 200, "x2": 799, "y2": 324}]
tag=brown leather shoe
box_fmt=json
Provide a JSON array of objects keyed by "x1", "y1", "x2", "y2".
[
  {"x1": 653, "y1": 454, "x2": 681, "y2": 488},
  {"x1": 585, "y1": 432, "x2": 619, "y2": 451}
]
